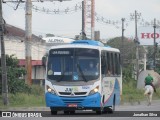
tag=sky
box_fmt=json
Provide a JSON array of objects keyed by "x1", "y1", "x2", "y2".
[{"x1": 2, "y1": 0, "x2": 160, "y2": 39}]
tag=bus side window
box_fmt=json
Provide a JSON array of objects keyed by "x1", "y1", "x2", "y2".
[
  {"x1": 118, "y1": 53, "x2": 121, "y2": 75},
  {"x1": 111, "y1": 53, "x2": 115, "y2": 75},
  {"x1": 107, "y1": 52, "x2": 111, "y2": 76},
  {"x1": 115, "y1": 53, "x2": 121, "y2": 75},
  {"x1": 115, "y1": 53, "x2": 118, "y2": 75},
  {"x1": 101, "y1": 52, "x2": 106, "y2": 75}
]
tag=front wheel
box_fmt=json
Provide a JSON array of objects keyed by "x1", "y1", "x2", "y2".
[{"x1": 104, "y1": 107, "x2": 113, "y2": 114}]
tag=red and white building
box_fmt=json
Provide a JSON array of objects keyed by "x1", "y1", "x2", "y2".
[{"x1": 3, "y1": 24, "x2": 74, "y2": 82}]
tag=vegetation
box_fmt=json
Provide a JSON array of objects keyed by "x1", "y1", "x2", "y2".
[
  {"x1": 0, "y1": 55, "x2": 45, "y2": 108},
  {"x1": 0, "y1": 55, "x2": 30, "y2": 94},
  {"x1": 0, "y1": 37, "x2": 160, "y2": 108},
  {"x1": 0, "y1": 85, "x2": 45, "y2": 108},
  {"x1": 107, "y1": 37, "x2": 160, "y2": 104},
  {"x1": 121, "y1": 80, "x2": 160, "y2": 104}
]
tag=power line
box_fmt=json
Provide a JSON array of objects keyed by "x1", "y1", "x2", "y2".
[{"x1": 3, "y1": 1, "x2": 160, "y2": 37}]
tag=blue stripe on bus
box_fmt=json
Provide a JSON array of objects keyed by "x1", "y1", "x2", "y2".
[
  {"x1": 45, "y1": 92, "x2": 101, "y2": 108},
  {"x1": 103, "y1": 79, "x2": 120, "y2": 107}
]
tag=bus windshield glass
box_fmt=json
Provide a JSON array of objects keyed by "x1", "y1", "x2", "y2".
[{"x1": 47, "y1": 48, "x2": 100, "y2": 82}]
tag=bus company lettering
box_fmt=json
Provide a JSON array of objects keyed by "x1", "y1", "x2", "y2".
[
  {"x1": 141, "y1": 33, "x2": 160, "y2": 39},
  {"x1": 48, "y1": 39, "x2": 64, "y2": 43},
  {"x1": 52, "y1": 51, "x2": 70, "y2": 55}
]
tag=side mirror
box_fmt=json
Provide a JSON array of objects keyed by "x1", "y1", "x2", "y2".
[
  {"x1": 42, "y1": 54, "x2": 48, "y2": 67},
  {"x1": 42, "y1": 56, "x2": 46, "y2": 67}
]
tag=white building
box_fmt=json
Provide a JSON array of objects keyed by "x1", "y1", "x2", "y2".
[{"x1": 3, "y1": 25, "x2": 74, "y2": 83}]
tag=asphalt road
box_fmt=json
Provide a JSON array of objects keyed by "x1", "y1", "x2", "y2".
[{"x1": 1, "y1": 100, "x2": 160, "y2": 120}]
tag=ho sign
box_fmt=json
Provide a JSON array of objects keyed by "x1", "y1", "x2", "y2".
[{"x1": 138, "y1": 26, "x2": 160, "y2": 46}]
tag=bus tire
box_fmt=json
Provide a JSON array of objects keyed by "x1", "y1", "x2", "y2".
[
  {"x1": 103, "y1": 107, "x2": 112, "y2": 114},
  {"x1": 51, "y1": 110, "x2": 57, "y2": 115}
]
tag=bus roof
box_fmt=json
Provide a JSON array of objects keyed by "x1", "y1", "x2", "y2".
[
  {"x1": 71, "y1": 40, "x2": 104, "y2": 46},
  {"x1": 49, "y1": 40, "x2": 120, "y2": 53}
]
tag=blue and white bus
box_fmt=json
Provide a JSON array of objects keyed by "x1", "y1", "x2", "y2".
[{"x1": 45, "y1": 40, "x2": 122, "y2": 115}]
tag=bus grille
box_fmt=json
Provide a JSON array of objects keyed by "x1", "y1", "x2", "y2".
[
  {"x1": 61, "y1": 98, "x2": 84, "y2": 104},
  {"x1": 74, "y1": 92, "x2": 87, "y2": 95},
  {"x1": 59, "y1": 92, "x2": 87, "y2": 96}
]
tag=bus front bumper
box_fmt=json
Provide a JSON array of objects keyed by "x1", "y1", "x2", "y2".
[{"x1": 45, "y1": 92, "x2": 101, "y2": 110}]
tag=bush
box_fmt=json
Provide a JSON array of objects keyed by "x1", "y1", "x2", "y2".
[
  {"x1": 8, "y1": 79, "x2": 31, "y2": 94},
  {"x1": 0, "y1": 55, "x2": 31, "y2": 94},
  {"x1": 30, "y1": 85, "x2": 44, "y2": 96}
]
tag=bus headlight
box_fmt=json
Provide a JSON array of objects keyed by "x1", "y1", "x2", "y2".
[
  {"x1": 46, "y1": 85, "x2": 57, "y2": 95},
  {"x1": 89, "y1": 86, "x2": 99, "y2": 95}
]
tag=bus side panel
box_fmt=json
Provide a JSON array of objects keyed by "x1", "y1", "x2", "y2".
[
  {"x1": 114, "y1": 78, "x2": 120, "y2": 105},
  {"x1": 103, "y1": 78, "x2": 120, "y2": 107}
]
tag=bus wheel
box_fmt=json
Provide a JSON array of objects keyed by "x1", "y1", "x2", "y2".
[
  {"x1": 103, "y1": 107, "x2": 112, "y2": 114},
  {"x1": 51, "y1": 110, "x2": 57, "y2": 115}
]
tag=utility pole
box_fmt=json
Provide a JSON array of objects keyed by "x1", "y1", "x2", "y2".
[
  {"x1": 25, "y1": 0, "x2": 32, "y2": 85},
  {"x1": 130, "y1": 10, "x2": 141, "y2": 81},
  {"x1": 0, "y1": 0, "x2": 8, "y2": 105},
  {"x1": 153, "y1": 18, "x2": 156, "y2": 71},
  {"x1": 3, "y1": 0, "x2": 71, "y2": 86},
  {"x1": 84, "y1": 0, "x2": 95, "y2": 39},
  {"x1": 121, "y1": 18, "x2": 125, "y2": 67},
  {"x1": 81, "y1": 0, "x2": 85, "y2": 40},
  {"x1": 91, "y1": 0, "x2": 95, "y2": 40},
  {"x1": 135, "y1": 10, "x2": 139, "y2": 81}
]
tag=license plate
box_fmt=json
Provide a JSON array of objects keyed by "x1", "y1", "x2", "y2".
[{"x1": 67, "y1": 104, "x2": 77, "y2": 107}]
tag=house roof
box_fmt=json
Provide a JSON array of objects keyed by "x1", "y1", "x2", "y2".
[
  {"x1": 5, "y1": 24, "x2": 42, "y2": 41},
  {"x1": 19, "y1": 59, "x2": 42, "y2": 66}
]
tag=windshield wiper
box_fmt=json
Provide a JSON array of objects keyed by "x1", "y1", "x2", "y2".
[{"x1": 77, "y1": 64, "x2": 88, "y2": 82}]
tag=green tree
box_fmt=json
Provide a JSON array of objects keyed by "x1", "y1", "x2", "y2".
[
  {"x1": 106, "y1": 37, "x2": 136, "y2": 65},
  {"x1": 146, "y1": 46, "x2": 160, "y2": 73},
  {"x1": 106, "y1": 37, "x2": 146, "y2": 81},
  {"x1": 0, "y1": 55, "x2": 31, "y2": 94}
]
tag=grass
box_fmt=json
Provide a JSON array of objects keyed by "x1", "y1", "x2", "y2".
[
  {"x1": 121, "y1": 80, "x2": 160, "y2": 104},
  {"x1": 0, "y1": 85, "x2": 45, "y2": 109},
  {"x1": 0, "y1": 82, "x2": 160, "y2": 108}
]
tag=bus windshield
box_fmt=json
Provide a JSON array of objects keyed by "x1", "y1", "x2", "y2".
[{"x1": 47, "y1": 48, "x2": 100, "y2": 82}]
